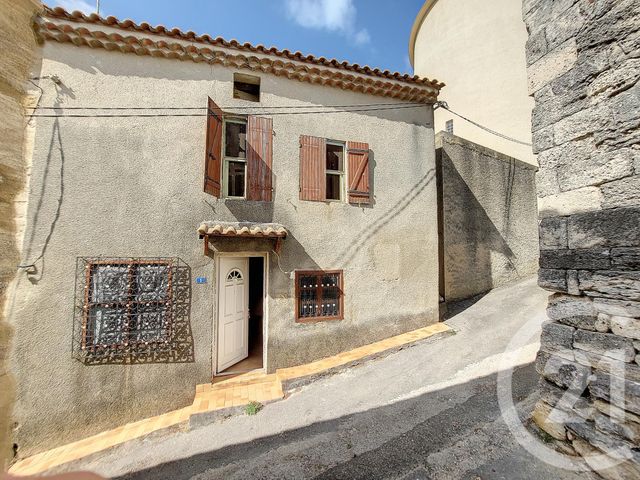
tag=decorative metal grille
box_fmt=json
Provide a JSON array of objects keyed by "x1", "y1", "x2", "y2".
[
  {"x1": 73, "y1": 257, "x2": 193, "y2": 364},
  {"x1": 296, "y1": 270, "x2": 343, "y2": 322}
]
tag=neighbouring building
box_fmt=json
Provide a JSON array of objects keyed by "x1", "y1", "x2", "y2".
[
  {"x1": 411, "y1": 0, "x2": 539, "y2": 303},
  {"x1": 9, "y1": 6, "x2": 444, "y2": 457},
  {"x1": 526, "y1": 0, "x2": 640, "y2": 478},
  {"x1": 436, "y1": 132, "x2": 538, "y2": 303},
  {"x1": 0, "y1": 0, "x2": 42, "y2": 470},
  {"x1": 410, "y1": 0, "x2": 535, "y2": 164}
]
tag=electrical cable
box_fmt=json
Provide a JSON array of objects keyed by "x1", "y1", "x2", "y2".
[
  {"x1": 35, "y1": 102, "x2": 426, "y2": 111},
  {"x1": 434, "y1": 101, "x2": 533, "y2": 147},
  {"x1": 31, "y1": 104, "x2": 428, "y2": 118}
]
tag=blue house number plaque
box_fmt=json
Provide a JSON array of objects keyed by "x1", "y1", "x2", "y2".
[{"x1": 196, "y1": 276, "x2": 207, "y2": 284}]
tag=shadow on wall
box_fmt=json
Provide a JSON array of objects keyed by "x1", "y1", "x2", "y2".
[
  {"x1": 332, "y1": 167, "x2": 436, "y2": 269},
  {"x1": 437, "y1": 147, "x2": 517, "y2": 303},
  {"x1": 21, "y1": 81, "x2": 76, "y2": 283}
]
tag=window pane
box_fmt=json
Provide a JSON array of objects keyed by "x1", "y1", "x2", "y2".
[
  {"x1": 298, "y1": 274, "x2": 318, "y2": 319},
  {"x1": 91, "y1": 265, "x2": 129, "y2": 303},
  {"x1": 135, "y1": 264, "x2": 169, "y2": 302},
  {"x1": 228, "y1": 161, "x2": 246, "y2": 197},
  {"x1": 321, "y1": 274, "x2": 340, "y2": 317},
  {"x1": 89, "y1": 306, "x2": 126, "y2": 346},
  {"x1": 326, "y1": 173, "x2": 341, "y2": 200},
  {"x1": 130, "y1": 304, "x2": 168, "y2": 342},
  {"x1": 225, "y1": 121, "x2": 247, "y2": 158},
  {"x1": 326, "y1": 143, "x2": 343, "y2": 171}
]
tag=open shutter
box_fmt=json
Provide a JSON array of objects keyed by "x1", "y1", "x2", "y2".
[
  {"x1": 204, "y1": 97, "x2": 223, "y2": 197},
  {"x1": 247, "y1": 116, "x2": 273, "y2": 201},
  {"x1": 299, "y1": 135, "x2": 326, "y2": 201},
  {"x1": 347, "y1": 141, "x2": 371, "y2": 204}
]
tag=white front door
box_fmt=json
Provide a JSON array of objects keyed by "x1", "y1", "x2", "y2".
[{"x1": 217, "y1": 257, "x2": 249, "y2": 372}]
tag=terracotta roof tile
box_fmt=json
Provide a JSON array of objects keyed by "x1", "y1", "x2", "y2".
[
  {"x1": 42, "y1": 5, "x2": 444, "y2": 91},
  {"x1": 198, "y1": 222, "x2": 287, "y2": 238}
]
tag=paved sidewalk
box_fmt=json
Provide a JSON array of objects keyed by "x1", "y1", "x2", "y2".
[
  {"x1": 43, "y1": 276, "x2": 597, "y2": 479},
  {"x1": 9, "y1": 322, "x2": 450, "y2": 476}
]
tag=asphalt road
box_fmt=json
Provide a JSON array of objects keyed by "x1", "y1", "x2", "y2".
[{"x1": 61, "y1": 277, "x2": 598, "y2": 479}]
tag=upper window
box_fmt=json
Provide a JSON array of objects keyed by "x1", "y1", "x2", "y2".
[
  {"x1": 204, "y1": 97, "x2": 274, "y2": 201},
  {"x1": 299, "y1": 136, "x2": 371, "y2": 205},
  {"x1": 295, "y1": 270, "x2": 344, "y2": 322},
  {"x1": 233, "y1": 73, "x2": 260, "y2": 102},
  {"x1": 81, "y1": 260, "x2": 173, "y2": 350},
  {"x1": 224, "y1": 118, "x2": 247, "y2": 198},
  {"x1": 326, "y1": 142, "x2": 345, "y2": 201},
  {"x1": 445, "y1": 119, "x2": 454, "y2": 134}
]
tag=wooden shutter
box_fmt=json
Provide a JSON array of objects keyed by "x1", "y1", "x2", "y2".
[
  {"x1": 204, "y1": 97, "x2": 223, "y2": 197},
  {"x1": 246, "y1": 116, "x2": 273, "y2": 201},
  {"x1": 347, "y1": 141, "x2": 371, "y2": 204},
  {"x1": 299, "y1": 135, "x2": 326, "y2": 201}
]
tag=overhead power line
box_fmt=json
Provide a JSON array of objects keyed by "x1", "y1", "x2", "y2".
[
  {"x1": 35, "y1": 102, "x2": 426, "y2": 111},
  {"x1": 32, "y1": 104, "x2": 429, "y2": 118},
  {"x1": 434, "y1": 101, "x2": 533, "y2": 147}
]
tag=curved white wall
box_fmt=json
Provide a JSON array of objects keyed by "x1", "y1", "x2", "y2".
[{"x1": 411, "y1": 0, "x2": 536, "y2": 164}]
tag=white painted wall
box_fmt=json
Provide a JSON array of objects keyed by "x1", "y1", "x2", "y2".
[{"x1": 412, "y1": 0, "x2": 536, "y2": 164}]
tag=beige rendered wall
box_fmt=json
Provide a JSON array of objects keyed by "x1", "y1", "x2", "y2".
[
  {"x1": 412, "y1": 0, "x2": 536, "y2": 164},
  {"x1": 437, "y1": 132, "x2": 539, "y2": 302},
  {"x1": 9, "y1": 40, "x2": 439, "y2": 456},
  {"x1": 0, "y1": 0, "x2": 41, "y2": 470}
]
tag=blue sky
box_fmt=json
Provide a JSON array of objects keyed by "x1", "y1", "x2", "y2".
[{"x1": 53, "y1": 0, "x2": 423, "y2": 74}]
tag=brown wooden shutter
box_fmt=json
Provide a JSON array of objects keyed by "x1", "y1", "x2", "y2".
[
  {"x1": 299, "y1": 135, "x2": 326, "y2": 201},
  {"x1": 204, "y1": 97, "x2": 223, "y2": 197},
  {"x1": 246, "y1": 116, "x2": 273, "y2": 201},
  {"x1": 347, "y1": 141, "x2": 371, "y2": 204}
]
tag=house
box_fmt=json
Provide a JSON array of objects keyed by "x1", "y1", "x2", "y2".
[{"x1": 9, "y1": 6, "x2": 444, "y2": 456}]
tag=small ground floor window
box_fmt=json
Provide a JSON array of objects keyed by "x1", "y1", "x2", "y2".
[
  {"x1": 73, "y1": 257, "x2": 193, "y2": 364},
  {"x1": 295, "y1": 270, "x2": 344, "y2": 322}
]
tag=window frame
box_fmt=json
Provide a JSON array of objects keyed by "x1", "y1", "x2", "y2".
[
  {"x1": 325, "y1": 140, "x2": 347, "y2": 202},
  {"x1": 81, "y1": 259, "x2": 173, "y2": 352},
  {"x1": 295, "y1": 269, "x2": 344, "y2": 323},
  {"x1": 445, "y1": 119, "x2": 454, "y2": 134},
  {"x1": 233, "y1": 73, "x2": 261, "y2": 102},
  {"x1": 222, "y1": 117, "x2": 248, "y2": 199}
]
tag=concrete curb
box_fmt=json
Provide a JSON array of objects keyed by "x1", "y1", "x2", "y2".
[{"x1": 281, "y1": 330, "x2": 454, "y2": 393}]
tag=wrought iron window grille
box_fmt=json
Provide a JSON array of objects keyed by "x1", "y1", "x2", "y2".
[
  {"x1": 72, "y1": 257, "x2": 194, "y2": 365},
  {"x1": 295, "y1": 270, "x2": 344, "y2": 322}
]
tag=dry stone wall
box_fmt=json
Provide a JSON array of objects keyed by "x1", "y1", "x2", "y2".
[
  {"x1": 525, "y1": 0, "x2": 640, "y2": 477},
  {"x1": 0, "y1": 0, "x2": 41, "y2": 470}
]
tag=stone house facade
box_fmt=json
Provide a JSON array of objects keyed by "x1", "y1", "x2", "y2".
[
  {"x1": 525, "y1": 0, "x2": 640, "y2": 478},
  {"x1": 8, "y1": 6, "x2": 443, "y2": 457}
]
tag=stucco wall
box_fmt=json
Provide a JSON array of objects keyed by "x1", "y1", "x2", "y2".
[
  {"x1": 0, "y1": 0, "x2": 41, "y2": 470},
  {"x1": 9, "y1": 41, "x2": 439, "y2": 456},
  {"x1": 412, "y1": 0, "x2": 535, "y2": 164},
  {"x1": 436, "y1": 132, "x2": 538, "y2": 302}
]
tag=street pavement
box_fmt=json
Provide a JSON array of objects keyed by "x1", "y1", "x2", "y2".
[{"x1": 58, "y1": 277, "x2": 598, "y2": 479}]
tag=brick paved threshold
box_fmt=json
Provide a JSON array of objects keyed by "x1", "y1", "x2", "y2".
[{"x1": 9, "y1": 323, "x2": 452, "y2": 476}]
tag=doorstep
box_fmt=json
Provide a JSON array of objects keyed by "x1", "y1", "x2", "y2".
[{"x1": 9, "y1": 322, "x2": 451, "y2": 476}]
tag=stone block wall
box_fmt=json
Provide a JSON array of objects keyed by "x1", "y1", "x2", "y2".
[
  {"x1": 0, "y1": 0, "x2": 41, "y2": 471},
  {"x1": 525, "y1": 0, "x2": 640, "y2": 477}
]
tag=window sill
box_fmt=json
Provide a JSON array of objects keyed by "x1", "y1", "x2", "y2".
[{"x1": 295, "y1": 316, "x2": 343, "y2": 324}]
